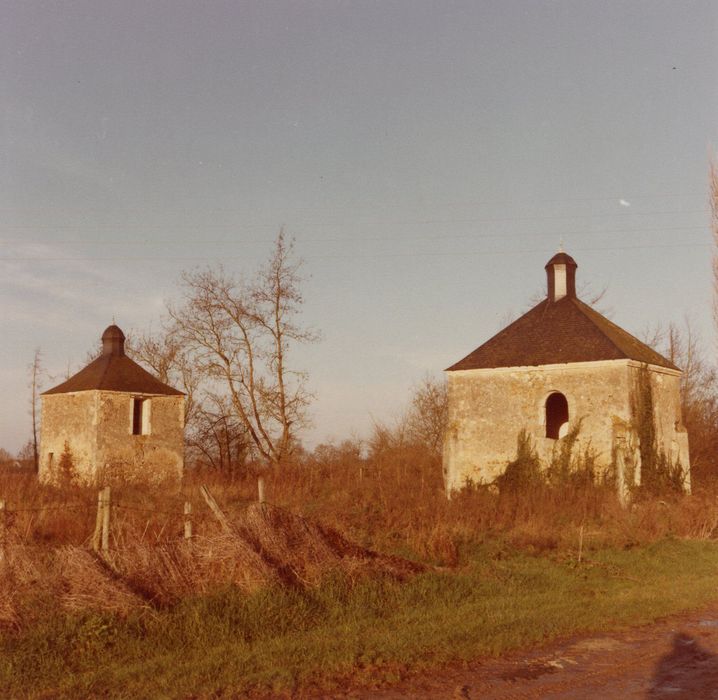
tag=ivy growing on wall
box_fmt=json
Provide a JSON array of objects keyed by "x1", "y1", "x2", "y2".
[
  {"x1": 545, "y1": 419, "x2": 597, "y2": 488},
  {"x1": 495, "y1": 429, "x2": 542, "y2": 493},
  {"x1": 632, "y1": 364, "x2": 684, "y2": 496},
  {"x1": 497, "y1": 423, "x2": 598, "y2": 494}
]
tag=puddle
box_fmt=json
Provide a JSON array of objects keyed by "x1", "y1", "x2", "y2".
[
  {"x1": 500, "y1": 661, "x2": 559, "y2": 681},
  {"x1": 570, "y1": 637, "x2": 625, "y2": 653},
  {"x1": 698, "y1": 620, "x2": 718, "y2": 628}
]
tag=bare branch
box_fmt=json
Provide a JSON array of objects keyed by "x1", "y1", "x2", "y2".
[{"x1": 169, "y1": 231, "x2": 317, "y2": 468}]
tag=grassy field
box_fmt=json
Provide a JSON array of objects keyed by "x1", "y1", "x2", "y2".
[
  {"x1": 3, "y1": 537, "x2": 718, "y2": 698},
  {"x1": 3, "y1": 452, "x2": 718, "y2": 698}
]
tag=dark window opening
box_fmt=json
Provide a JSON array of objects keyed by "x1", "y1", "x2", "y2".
[
  {"x1": 132, "y1": 398, "x2": 144, "y2": 435},
  {"x1": 545, "y1": 392, "x2": 569, "y2": 439}
]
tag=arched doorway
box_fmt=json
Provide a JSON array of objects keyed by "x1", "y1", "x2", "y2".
[{"x1": 545, "y1": 392, "x2": 569, "y2": 439}]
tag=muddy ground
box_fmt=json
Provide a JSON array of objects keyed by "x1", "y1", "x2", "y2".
[{"x1": 319, "y1": 604, "x2": 718, "y2": 699}]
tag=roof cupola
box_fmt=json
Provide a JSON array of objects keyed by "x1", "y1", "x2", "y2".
[
  {"x1": 101, "y1": 324, "x2": 126, "y2": 357},
  {"x1": 545, "y1": 251, "x2": 577, "y2": 302},
  {"x1": 42, "y1": 324, "x2": 183, "y2": 396}
]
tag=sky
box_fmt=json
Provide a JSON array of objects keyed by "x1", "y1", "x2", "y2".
[{"x1": 1, "y1": 1, "x2": 717, "y2": 454}]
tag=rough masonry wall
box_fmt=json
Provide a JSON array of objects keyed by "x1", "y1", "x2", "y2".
[
  {"x1": 95, "y1": 392, "x2": 184, "y2": 486},
  {"x1": 443, "y1": 360, "x2": 634, "y2": 492},
  {"x1": 39, "y1": 391, "x2": 99, "y2": 484},
  {"x1": 630, "y1": 364, "x2": 690, "y2": 491}
]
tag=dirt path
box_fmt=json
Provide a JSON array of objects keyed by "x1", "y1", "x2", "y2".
[{"x1": 320, "y1": 605, "x2": 718, "y2": 699}]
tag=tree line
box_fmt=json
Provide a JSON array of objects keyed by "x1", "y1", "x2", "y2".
[{"x1": 4, "y1": 160, "x2": 718, "y2": 491}]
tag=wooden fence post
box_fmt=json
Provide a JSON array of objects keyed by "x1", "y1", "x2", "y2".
[
  {"x1": 92, "y1": 489, "x2": 103, "y2": 552},
  {"x1": 101, "y1": 486, "x2": 111, "y2": 553},
  {"x1": 93, "y1": 486, "x2": 111, "y2": 553},
  {"x1": 200, "y1": 485, "x2": 233, "y2": 533},
  {"x1": 184, "y1": 501, "x2": 193, "y2": 540}
]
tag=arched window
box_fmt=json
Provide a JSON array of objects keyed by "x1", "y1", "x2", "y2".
[{"x1": 545, "y1": 392, "x2": 568, "y2": 439}]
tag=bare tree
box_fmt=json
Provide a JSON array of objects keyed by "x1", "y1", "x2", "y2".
[
  {"x1": 365, "y1": 378, "x2": 447, "y2": 492},
  {"x1": 132, "y1": 334, "x2": 255, "y2": 474},
  {"x1": 27, "y1": 348, "x2": 42, "y2": 472},
  {"x1": 16, "y1": 440, "x2": 35, "y2": 465},
  {"x1": 645, "y1": 318, "x2": 718, "y2": 483},
  {"x1": 665, "y1": 320, "x2": 713, "y2": 422},
  {"x1": 406, "y1": 375, "x2": 448, "y2": 459},
  {"x1": 644, "y1": 318, "x2": 712, "y2": 416},
  {"x1": 129, "y1": 318, "x2": 262, "y2": 474},
  {"x1": 129, "y1": 329, "x2": 200, "y2": 424},
  {"x1": 188, "y1": 393, "x2": 252, "y2": 475},
  {"x1": 169, "y1": 231, "x2": 318, "y2": 470}
]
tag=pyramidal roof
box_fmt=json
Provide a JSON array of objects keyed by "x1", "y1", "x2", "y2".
[
  {"x1": 43, "y1": 325, "x2": 184, "y2": 396},
  {"x1": 447, "y1": 253, "x2": 678, "y2": 372}
]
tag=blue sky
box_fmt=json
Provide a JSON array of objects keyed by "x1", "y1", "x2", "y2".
[{"x1": 1, "y1": 1, "x2": 717, "y2": 453}]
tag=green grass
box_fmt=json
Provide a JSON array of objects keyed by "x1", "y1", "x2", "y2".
[{"x1": 4, "y1": 538, "x2": 718, "y2": 698}]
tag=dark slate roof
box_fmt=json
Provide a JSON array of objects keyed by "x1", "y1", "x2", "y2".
[
  {"x1": 447, "y1": 296, "x2": 678, "y2": 372},
  {"x1": 43, "y1": 325, "x2": 184, "y2": 396}
]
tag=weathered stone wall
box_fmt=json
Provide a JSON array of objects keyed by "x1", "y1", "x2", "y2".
[
  {"x1": 95, "y1": 392, "x2": 184, "y2": 486},
  {"x1": 39, "y1": 391, "x2": 99, "y2": 484},
  {"x1": 443, "y1": 359, "x2": 690, "y2": 495},
  {"x1": 628, "y1": 364, "x2": 691, "y2": 492},
  {"x1": 443, "y1": 360, "x2": 633, "y2": 492},
  {"x1": 40, "y1": 390, "x2": 184, "y2": 486}
]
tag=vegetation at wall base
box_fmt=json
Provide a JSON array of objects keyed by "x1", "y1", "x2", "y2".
[{"x1": 632, "y1": 364, "x2": 686, "y2": 497}]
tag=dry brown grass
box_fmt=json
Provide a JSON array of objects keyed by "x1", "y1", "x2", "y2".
[
  {"x1": 0, "y1": 465, "x2": 430, "y2": 626},
  {"x1": 263, "y1": 450, "x2": 718, "y2": 563},
  {"x1": 0, "y1": 541, "x2": 144, "y2": 626},
  {"x1": 1, "y1": 450, "x2": 718, "y2": 628},
  {"x1": 105, "y1": 503, "x2": 424, "y2": 610}
]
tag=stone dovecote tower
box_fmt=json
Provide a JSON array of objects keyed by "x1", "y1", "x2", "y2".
[
  {"x1": 443, "y1": 253, "x2": 690, "y2": 499},
  {"x1": 39, "y1": 325, "x2": 185, "y2": 486}
]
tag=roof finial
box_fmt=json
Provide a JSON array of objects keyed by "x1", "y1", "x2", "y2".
[
  {"x1": 558, "y1": 239, "x2": 564, "y2": 253},
  {"x1": 102, "y1": 324, "x2": 126, "y2": 356}
]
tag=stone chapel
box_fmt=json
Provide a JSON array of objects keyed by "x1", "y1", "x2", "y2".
[
  {"x1": 39, "y1": 325, "x2": 185, "y2": 486},
  {"x1": 443, "y1": 252, "x2": 690, "y2": 497}
]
